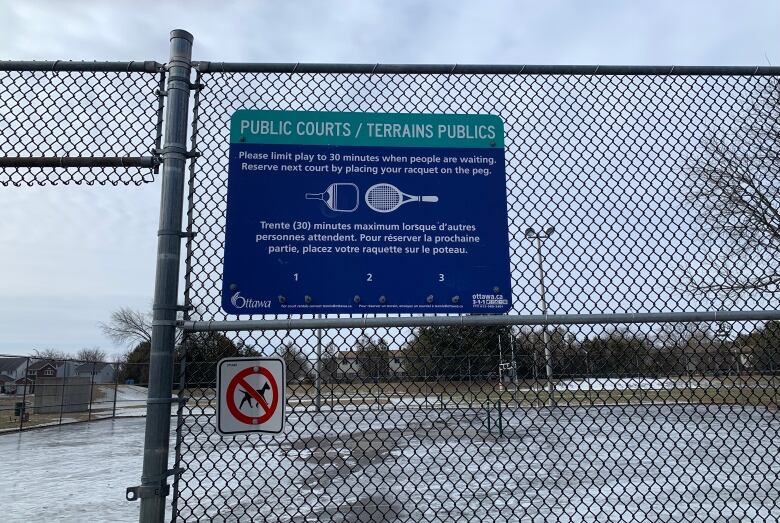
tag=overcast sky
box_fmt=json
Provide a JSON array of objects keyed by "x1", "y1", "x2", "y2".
[{"x1": 0, "y1": 0, "x2": 778, "y2": 357}]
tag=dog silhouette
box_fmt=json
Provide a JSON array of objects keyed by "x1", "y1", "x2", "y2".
[{"x1": 238, "y1": 382, "x2": 272, "y2": 411}]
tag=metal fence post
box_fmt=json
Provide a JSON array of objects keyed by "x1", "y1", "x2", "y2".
[
  {"x1": 136, "y1": 29, "x2": 194, "y2": 523},
  {"x1": 315, "y1": 315, "x2": 322, "y2": 412},
  {"x1": 112, "y1": 361, "x2": 119, "y2": 418},
  {"x1": 88, "y1": 361, "x2": 95, "y2": 421},
  {"x1": 59, "y1": 363, "x2": 66, "y2": 425},
  {"x1": 20, "y1": 356, "x2": 30, "y2": 431}
]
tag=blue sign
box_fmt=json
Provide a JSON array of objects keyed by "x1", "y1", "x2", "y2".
[{"x1": 222, "y1": 111, "x2": 512, "y2": 315}]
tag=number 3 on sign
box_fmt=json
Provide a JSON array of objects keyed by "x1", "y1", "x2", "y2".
[{"x1": 438, "y1": 274, "x2": 445, "y2": 282}]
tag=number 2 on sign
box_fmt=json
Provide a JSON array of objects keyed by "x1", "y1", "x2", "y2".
[{"x1": 366, "y1": 273, "x2": 373, "y2": 282}]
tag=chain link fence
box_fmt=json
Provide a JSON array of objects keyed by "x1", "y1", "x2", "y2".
[
  {"x1": 2, "y1": 54, "x2": 780, "y2": 521},
  {"x1": 0, "y1": 61, "x2": 166, "y2": 440},
  {"x1": 172, "y1": 67, "x2": 780, "y2": 522},
  {"x1": 0, "y1": 61, "x2": 164, "y2": 187},
  {"x1": 0, "y1": 354, "x2": 171, "y2": 432}
]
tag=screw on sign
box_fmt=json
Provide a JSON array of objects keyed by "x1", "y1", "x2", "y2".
[{"x1": 217, "y1": 357, "x2": 286, "y2": 435}]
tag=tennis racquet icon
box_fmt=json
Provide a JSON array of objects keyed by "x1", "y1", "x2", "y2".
[
  {"x1": 305, "y1": 183, "x2": 359, "y2": 212},
  {"x1": 364, "y1": 183, "x2": 439, "y2": 213}
]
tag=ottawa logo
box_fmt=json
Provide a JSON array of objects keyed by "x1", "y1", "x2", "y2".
[{"x1": 230, "y1": 292, "x2": 271, "y2": 309}]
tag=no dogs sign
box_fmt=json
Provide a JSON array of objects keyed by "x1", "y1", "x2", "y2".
[{"x1": 216, "y1": 357, "x2": 286, "y2": 435}]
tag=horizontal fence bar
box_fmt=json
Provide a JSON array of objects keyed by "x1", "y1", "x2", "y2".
[
  {"x1": 181, "y1": 310, "x2": 780, "y2": 332},
  {"x1": 194, "y1": 62, "x2": 780, "y2": 76},
  {"x1": 0, "y1": 60, "x2": 162, "y2": 72},
  {"x1": 0, "y1": 156, "x2": 157, "y2": 168}
]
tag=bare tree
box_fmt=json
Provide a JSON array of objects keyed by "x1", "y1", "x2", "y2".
[
  {"x1": 99, "y1": 307, "x2": 153, "y2": 347},
  {"x1": 319, "y1": 343, "x2": 341, "y2": 383},
  {"x1": 33, "y1": 348, "x2": 70, "y2": 360},
  {"x1": 354, "y1": 336, "x2": 391, "y2": 381},
  {"x1": 687, "y1": 82, "x2": 780, "y2": 296},
  {"x1": 282, "y1": 342, "x2": 310, "y2": 382},
  {"x1": 100, "y1": 307, "x2": 186, "y2": 347},
  {"x1": 76, "y1": 347, "x2": 107, "y2": 362}
]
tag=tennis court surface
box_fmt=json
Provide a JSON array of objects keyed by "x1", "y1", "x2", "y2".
[{"x1": 175, "y1": 401, "x2": 780, "y2": 522}]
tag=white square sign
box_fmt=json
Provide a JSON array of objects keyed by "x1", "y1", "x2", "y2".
[{"x1": 216, "y1": 357, "x2": 286, "y2": 435}]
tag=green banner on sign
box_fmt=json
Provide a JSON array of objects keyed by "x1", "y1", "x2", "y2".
[{"x1": 230, "y1": 110, "x2": 504, "y2": 149}]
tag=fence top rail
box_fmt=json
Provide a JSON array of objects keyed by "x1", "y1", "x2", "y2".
[
  {"x1": 2, "y1": 61, "x2": 776, "y2": 76},
  {"x1": 193, "y1": 62, "x2": 780, "y2": 76},
  {"x1": 181, "y1": 310, "x2": 780, "y2": 333},
  {"x1": 0, "y1": 60, "x2": 162, "y2": 73}
]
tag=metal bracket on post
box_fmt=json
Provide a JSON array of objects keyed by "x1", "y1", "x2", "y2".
[
  {"x1": 157, "y1": 229, "x2": 195, "y2": 239},
  {"x1": 156, "y1": 82, "x2": 202, "y2": 97},
  {"x1": 152, "y1": 303, "x2": 194, "y2": 312},
  {"x1": 153, "y1": 147, "x2": 199, "y2": 159},
  {"x1": 126, "y1": 467, "x2": 184, "y2": 501},
  {"x1": 126, "y1": 484, "x2": 169, "y2": 502}
]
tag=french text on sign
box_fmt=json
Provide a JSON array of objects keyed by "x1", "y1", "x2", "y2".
[{"x1": 216, "y1": 357, "x2": 286, "y2": 435}]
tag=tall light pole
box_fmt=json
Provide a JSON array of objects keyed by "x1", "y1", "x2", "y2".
[
  {"x1": 716, "y1": 320, "x2": 741, "y2": 392},
  {"x1": 525, "y1": 226, "x2": 556, "y2": 407},
  {"x1": 315, "y1": 314, "x2": 322, "y2": 412}
]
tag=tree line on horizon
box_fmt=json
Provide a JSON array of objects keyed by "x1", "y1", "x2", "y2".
[{"x1": 113, "y1": 319, "x2": 780, "y2": 385}]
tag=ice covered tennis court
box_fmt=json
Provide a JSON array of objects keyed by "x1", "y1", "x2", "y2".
[
  {"x1": 1, "y1": 401, "x2": 778, "y2": 522},
  {"x1": 175, "y1": 401, "x2": 780, "y2": 522}
]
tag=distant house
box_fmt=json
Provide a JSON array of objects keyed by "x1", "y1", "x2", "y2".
[
  {"x1": 26, "y1": 360, "x2": 58, "y2": 380},
  {"x1": 335, "y1": 351, "x2": 359, "y2": 380},
  {"x1": 0, "y1": 374, "x2": 15, "y2": 394},
  {"x1": 74, "y1": 362, "x2": 115, "y2": 384},
  {"x1": 13, "y1": 377, "x2": 34, "y2": 396},
  {"x1": 12, "y1": 360, "x2": 60, "y2": 394},
  {"x1": 388, "y1": 350, "x2": 405, "y2": 379},
  {"x1": 0, "y1": 357, "x2": 28, "y2": 381},
  {"x1": 334, "y1": 350, "x2": 406, "y2": 380}
]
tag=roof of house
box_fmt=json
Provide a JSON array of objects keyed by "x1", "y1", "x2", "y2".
[
  {"x1": 0, "y1": 357, "x2": 27, "y2": 373},
  {"x1": 0, "y1": 374, "x2": 15, "y2": 383},
  {"x1": 27, "y1": 360, "x2": 58, "y2": 371},
  {"x1": 75, "y1": 362, "x2": 113, "y2": 374}
]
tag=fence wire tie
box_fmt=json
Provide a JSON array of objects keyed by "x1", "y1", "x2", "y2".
[
  {"x1": 146, "y1": 397, "x2": 178, "y2": 405},
  {"x1": 156, "y1": 229, "x2": 194, "y2": 239},
  {"x1": 152, "y1": 303, "x2": 193, "y2": 312},
  {"x1": 152, "y1": 319, "x2": 179, "y2": 328}
]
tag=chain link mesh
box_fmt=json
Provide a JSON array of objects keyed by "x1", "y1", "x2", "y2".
[
  {"x1": 175, "y1": 70, "x2": 780, "y2": 521},
  {"x1": 0, "y1": 66, "x2": 163, "y2": 186}
]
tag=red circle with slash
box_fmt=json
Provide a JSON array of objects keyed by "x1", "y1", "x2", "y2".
[{"x1": 225, "y1": 366, "x2": 280, "y2": 425}]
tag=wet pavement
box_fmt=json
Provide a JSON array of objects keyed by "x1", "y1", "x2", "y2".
[
  {"x1": 2, "y1": 403, "x2": 779, "y2": 521},
  {"x1": 176, "y1": 403, "x2": 780, "y2": 522},
  {"x1": 0, "y1": 417, "x2": 174, "y2": 522}
]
